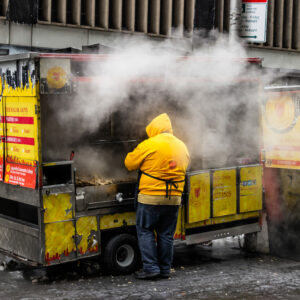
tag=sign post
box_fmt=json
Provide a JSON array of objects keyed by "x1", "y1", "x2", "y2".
[{"x1": 241, "y1": 0, "x2": 268, "y2": 43}]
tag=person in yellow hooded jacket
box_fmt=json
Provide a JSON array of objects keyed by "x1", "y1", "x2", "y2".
[{"x1": 125, "y1": 113, "x2": 190, "y2": 279}]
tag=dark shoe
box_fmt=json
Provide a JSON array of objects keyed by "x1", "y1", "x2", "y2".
[
  {"x1": 134, "y1": 270, "x2": 160, "y2": 280},
  {"x1": 160, "y1": 273, "x2": 170, "y2": 279}
]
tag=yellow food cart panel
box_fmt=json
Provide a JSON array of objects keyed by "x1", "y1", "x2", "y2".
[
  {"x1": 76, "y1": 216, "x2": 99, "y2": 255},
  {"x1": 240, "y1": 165, "x2": 263, "y2": 213},
  {"x1": 1, "y1": 94, "x2": 40, "y2": 189},
  {"x1": 185, "y1": 211, "x2": 261, "y2": 229},
  {"x1": 100, "y1": 212, "x2": 136, "y2": 230},
  {"x1": 43, "y1": 193, "x2": 73, "y2": 223},
  {"x1": 188, "y1": 172, "x2": 210, "y2": 223},
  {"x1": 45, "y1": 221, "x2": 76, "y2": 264},
  {"x1": 213, "y1": 169, "x2": 237, "y2": 217}
]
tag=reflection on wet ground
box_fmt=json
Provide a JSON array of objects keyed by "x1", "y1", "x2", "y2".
[{"x1": 0, "y1": 238, "x2": 299, "y2": 299}]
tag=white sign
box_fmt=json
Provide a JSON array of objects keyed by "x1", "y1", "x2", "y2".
[{"x1": 241, "y1": 0, "x2": 268, "y2": 43}]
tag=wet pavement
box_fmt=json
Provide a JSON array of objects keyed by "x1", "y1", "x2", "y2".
[{"x1": 0, "y1": 238, "x2": 299, "y2": 300}]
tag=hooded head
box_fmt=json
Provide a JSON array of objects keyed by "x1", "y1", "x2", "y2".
[{"x1": 146, "y1": 113, "x2": 173, "y2": 138}]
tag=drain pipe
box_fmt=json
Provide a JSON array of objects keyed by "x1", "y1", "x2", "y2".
[{"x1": 229, "y1": 0, "x2": 242, "y2": 40}]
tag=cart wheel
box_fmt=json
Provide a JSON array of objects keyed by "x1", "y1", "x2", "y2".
[{"x1": 103, "y1": 234, "x2": 140, "y2": 275}]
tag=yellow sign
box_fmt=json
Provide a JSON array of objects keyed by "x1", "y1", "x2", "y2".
[
  {"x1": 213, "y1": 169, "x2": 237, "y2": 217},
  {"x1": 240, "y1": 166, "x2": 263, "y2": 213},
  {"x1": 188, "y1": 172, "x2": 210, "y2": 223},
  {"x1": 263, "y1": 90, "x2": 300, "y2": 169},
  {"x1": 47, "y1": 66, "x2": 67, "y2": 89},
  {"x1": 0, "y1": 75, "x2": 40, "y2": 188},
  {"x1": 4, "y1": 96, "x2": 39, "y2": 163}
]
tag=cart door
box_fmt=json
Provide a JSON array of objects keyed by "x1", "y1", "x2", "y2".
[
  {"x1": 43, "y1": 186, "x2": 76, "y2": 264},
  {"x1": 212, "y1": 168, "x2": 237, "y2": 217},
  {"x1": 186, "y1": 171, "x2": 211, "y2": 224},
  {"x1": 239, "y1": 165, "x2": 263, "y2": 213}
]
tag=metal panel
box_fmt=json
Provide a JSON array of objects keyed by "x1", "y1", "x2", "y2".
[
  {"x1": 212, "y1": 168, "x2": 237, "y2": 217},
  {"x1": 148, "y1": 0, "x2": 160, "y2": 34},
  {"x1": 44, "y1": 220, "x2": 76, "y2": 263},
  {"x1": 173, "y1": 0, "x2": 184, "y2": 35},
  {"x1": 187, "y1": 171, "x2": 211, "y2": 224},
  {"x1": 0, "y1": 215, "x2": 39, "y2": 237},
  {"x1": 0, "y1": 216, "x2": 40, "y2": 263},
  {"x1": 185, "y1": 223, "x2": 261, "y2": 245},
  {"x1": 292, "y1": 0, "x2": 300, "y2": 50},
  {"x1": 57, "y1": 0, "x2": 67, "y2": 24},
  {"x1": 0, "y1": 19, "x2": 9, "y2": 44},
  {"x1": 98, "y1": 0, "x2": 109, "y2": 28},
  {"x1": 184, "y1": 0, "x2": 195, "y2": 34},
  {"x1": 215, "y1": 0, "x2": 224, "y2": 32},
  {"x1": 8, "y1": 23, "x2": 32, "y2": 47},
  {"x1": 43, "y1": 186, "x2": 74, "y2": 223},
  {"x1": 110, "y1": 0, "x2": 122, "y2": 30},
  {"x1": 32, "y1": 23, "x2": 88, "y2": 49},
  {"x1": 160, "y1": 0, "x2": 172, "y2": 36},
  {"x1": 229, "y1": 0, "x2": 241, "y2": 38},
  {"x1": 76, "y1": 215, "x2": 99, "y2": 256},
  {"x1": 135, "y1": 0, "x2": 148, "y2": 32},
  {"x1": 39, "y1": 0, "x2": 51, "y2": 22},
  {"x1": 0, "y1": 182, "x2": 40, "y2": 206},
  {"x1": 239, "y1": 166, "x2": 263, "y2": 213},
  {"x1": 100, "y1": 212, "x2": 136, "y2": 230},
  {"x1": 223, "y1": 0, "x2": 230, "y2": 32},
  {"x1": 123, "y1": 0, "x2": 135, "y2": 31},
  {"x1": 71, "y1": 0, "x2": 81, "y2": 25},
  {"x1": 266, "y1": 0, "x2": 275, "y2": 47},
  {"x1": 0, "y1": 52, "x2": 38, "y2": 63},
  {"x1": 246, "y1": 47, "x2": 300, "y2": 69},
  {"x1": 283, "y1": 0, "x2": 293, "y2": 49},
  {"x1": 274, "y1": 0, "x2": 284, "y2": 48},
  {"x1": 86, "y1": 0, "x2": 96, "y2": 27}
]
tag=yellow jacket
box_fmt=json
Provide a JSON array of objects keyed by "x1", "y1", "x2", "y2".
[{"x1": 124, "y1": 113, "x2": 190, "y2": 202}]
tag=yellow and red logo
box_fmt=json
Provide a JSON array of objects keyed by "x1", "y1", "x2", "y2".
[
  {"x1": 265, "y1": 95, "x2": 296, "y2": 133},
  {"x1": 46, "y1": 66, "x2": 67, "y2": 89}
]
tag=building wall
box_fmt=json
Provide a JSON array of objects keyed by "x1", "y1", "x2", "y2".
[{"x1": 0, "y1": 1, "x2": 300, "y2": 69}]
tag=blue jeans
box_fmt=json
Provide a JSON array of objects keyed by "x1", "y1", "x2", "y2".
[{"x1": 136, "y1": 203, "x2": 179, "y2": 274}]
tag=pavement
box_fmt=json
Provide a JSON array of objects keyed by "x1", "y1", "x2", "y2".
[{"x1": 0, "y1": 237, "x2": 299, "y2": 300}]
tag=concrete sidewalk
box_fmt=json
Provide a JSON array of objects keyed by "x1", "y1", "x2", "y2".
[{"x1": 0, "y1": 238, "x2": 299, "y2": 299}]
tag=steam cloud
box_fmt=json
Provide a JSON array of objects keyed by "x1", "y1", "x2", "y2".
[{"x1": 43, "y1": 32, "x2": 269, "y2": 182}]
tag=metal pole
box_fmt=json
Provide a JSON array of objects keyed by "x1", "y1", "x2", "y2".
[{"x1": 229, "y1": 0, "x2": 242, "y2": 40}]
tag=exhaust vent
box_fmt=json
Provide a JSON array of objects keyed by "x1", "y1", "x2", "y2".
[
  {"x1": 37, "y1": 0, "x2": 196, "y2": 38},
  {"x1": 261, "y1": 0, "x2": 300, "y2": 50}
]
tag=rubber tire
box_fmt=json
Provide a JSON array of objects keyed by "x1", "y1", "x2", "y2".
[{"x1": 103, "y1": 234, "x2": 140, "y2": 275}]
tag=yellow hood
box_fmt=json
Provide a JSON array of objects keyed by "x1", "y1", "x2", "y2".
[
  {"x1": 125, "y1": 112, "x2": 190, "y2": 199},
  {"x1": 146, "y1": 113, "x2": 173, "y2": 138}
]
